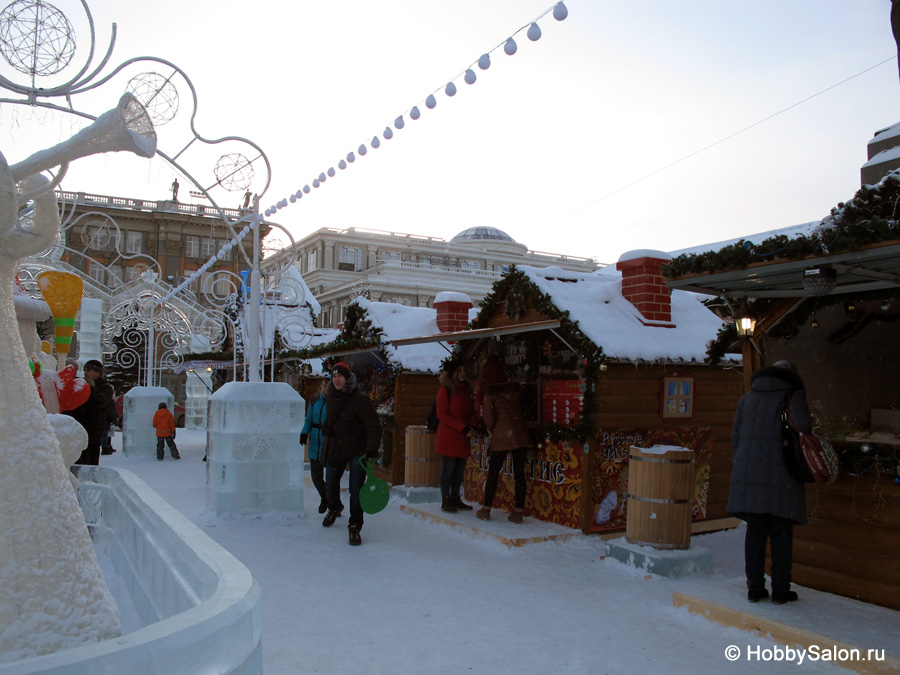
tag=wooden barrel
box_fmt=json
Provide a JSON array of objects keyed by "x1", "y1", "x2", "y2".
[
  {"x1": 626, "y1": 445, "x2": 695, "y2": 550},
  {"x1": 405, "y1": 425, "x2": 440, "y2": 487}
]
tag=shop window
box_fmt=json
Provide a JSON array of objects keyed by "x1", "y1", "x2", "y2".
[{"x1": 661, "y1": 377, "x2": 694, "y2": 419}]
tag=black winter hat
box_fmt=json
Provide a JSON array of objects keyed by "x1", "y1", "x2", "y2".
[{"x1": 331, "y1": 362, "x2": 352, "y2": 379}]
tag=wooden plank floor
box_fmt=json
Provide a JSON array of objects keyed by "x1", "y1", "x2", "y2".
[{"x1": 673, "y1": 577, "x2": 900, "y2": 674}]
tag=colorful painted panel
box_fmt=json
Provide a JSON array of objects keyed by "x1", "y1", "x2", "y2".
[
  {"x1": 589, "y1": 426, "x2": 712, "y2": 534},
  {"x1": 464, "y1": 439, "x2": 583, "y2": 529}
]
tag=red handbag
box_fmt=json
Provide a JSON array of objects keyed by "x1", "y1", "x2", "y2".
[{"x1": 782, "y1": 396, "x2": 839, "y2": 484}]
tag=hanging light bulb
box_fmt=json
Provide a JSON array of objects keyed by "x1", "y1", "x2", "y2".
[
  {"x1": 445, "y1": 81, "x2": 457, "y2": 96},
  {"x1": 303, "y1": 185, "x2": 311, "y2": 193},
  {"x1": 371, "y1": 136, "x2": 381, "y2": 148},
  {"x1": 410, "y1": 106, "x2": 421, "y2": 120},
  {"x1": 527, "y1": 22, "x2": 542, "y2": 41},
  {"x1": 553, "y1": 1, "x2": 568, "y2": 20},
  {"x1": 358, "y1": 144, "x2": 367, "y2": 156},
  {"x1": 312, "y1": 179, "x2": 320, "y2": 188},
  {"x1": 318, "y1": 172, "x2": 326, "y2": 182},
  {"x1": 383, "y1": 127, "x2": 393, "y2": 140},
  {"x1": 347, "y1": 151, "x2": 356, "y2": 163},
  {"x1": 338, "y1": 159, "x2": 347, "y2": 170},
  {"x1": 811, "y1": 318, "x2": 820, "y2": 329},
  {"x1": 426, "y1": 94, "x2": 437, "y2": 109},
  {"x1": 478, "y1": 53, "x2": 491, "y2": 70},
  {"x1": 394, "y1": 115, "x2": 405, "y2": 129},
  {"x1": 504, "y1": 37, "x2": 518, "y2": 55},
  {"x1": 464, "y1": 69, "x2": 476, "y2": 84},
  {"x1": 327, "y1": 167, "x2": 336, "y2": 177}
]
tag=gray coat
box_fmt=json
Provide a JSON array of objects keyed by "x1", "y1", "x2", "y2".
[{"x1": 727, "y1": 366, "x2": 812, "y2": 525}]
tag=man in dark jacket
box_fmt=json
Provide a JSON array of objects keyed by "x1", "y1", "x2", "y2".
[
  {"x1": 66, "y1": 360, "x2": 115, "y2": 466},
  {"x1": 321, "y1": 362, "x2": 381, "y2": 545},
  {"x1": 727, "y1": 360, "x2": 812, "y2": 605}
]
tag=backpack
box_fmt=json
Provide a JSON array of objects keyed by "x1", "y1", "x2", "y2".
[{"x1": 426, "y1": 401, "x2": 439, "y2": 432}]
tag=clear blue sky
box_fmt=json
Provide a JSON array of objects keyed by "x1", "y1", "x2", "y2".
[{"x1": 2, "y1": 0, "x2": 897, "y2": 263}]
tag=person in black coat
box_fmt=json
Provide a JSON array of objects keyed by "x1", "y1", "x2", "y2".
[
  {"x1": 728, "y1": 360, "x2": 812, "y2": 605},
  {"x1": 321, "y1": 362, "x2": 381, "y2": 545},
  {"x1": 65, "y1": 360, "x2": 115, "y2": 466}
]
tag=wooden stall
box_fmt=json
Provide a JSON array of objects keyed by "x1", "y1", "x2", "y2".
[
  {"x1": 441, "y1": 258, "x2": 744, "y2": 535},
  {"x1": 666, "y1": 194, "x2": 900, "y2": 610}
]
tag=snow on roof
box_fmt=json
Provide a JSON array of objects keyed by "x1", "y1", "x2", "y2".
[
  {"x1": 861, "y1": 144, "x2": 900, "y2": 169},
  {"x1": 352, "y1": 297, "x2": 476, "y2": 373},
  {"x1": 668, "y1": 221, "x2": 823, "y2": 258},
  {"x1": 617, "y1": 249, "x2": 672, "y2": 263},
  {"x1": 517, "y1": 265, "x2": 727, "y2": 363},
  {"x1": 867, "y1": 121, "x2": 900, "y2": 146},
  {"x1": 434, "y1": 291, "x2": 472, "y2": 304}
]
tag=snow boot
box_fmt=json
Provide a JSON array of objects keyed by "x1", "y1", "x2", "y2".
[
  {"x1": 476, "y1": 506, "x2": 491, "y2": 521},
  {"x1": 452, "y1": 496, "x2": 473, "y2": 511},
  {"x1": 441, "y1": 498, "x2": 458, "y2": 514},
  {"x1": 348, "y1": 524, "x2": 362, "y2": 546},
  {"x1": 508, "y1": 507, "x2": 524, "y2": 524},
  {"x1": 771, "y1": 590, "x2": 798, "y2": 605},
  {"x1": 323, "y1": 509, "x2": 340, "y2": 527},
  {"x1": 747, "y1": 589, "x2": 769, "y2": 603}
]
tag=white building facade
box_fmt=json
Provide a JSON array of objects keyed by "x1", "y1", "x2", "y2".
[{"x1": 272, "y1": 226, "x2": 603, "y2": 327}]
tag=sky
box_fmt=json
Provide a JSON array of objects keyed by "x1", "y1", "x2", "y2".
[
  {"x1": 1, "y1": 0, "x2": 898, "y2": 265},
  {"x1": 91, "y1": 429, "x2": 897, "y2": 674}
]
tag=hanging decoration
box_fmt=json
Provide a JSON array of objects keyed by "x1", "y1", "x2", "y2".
[{"x1": 156, "y1": 2, "x2": 569, "y2": 307}]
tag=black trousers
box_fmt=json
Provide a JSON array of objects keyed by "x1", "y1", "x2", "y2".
[
  {"x1": 310, "y1": 458, "x2": 326, "y2": 502},
  {"x1": 482, "y1": 448, "x2": 527, "y2": 509},
  {"x1": 744, "y1": 512, "x2": 794, "y2": 593}
]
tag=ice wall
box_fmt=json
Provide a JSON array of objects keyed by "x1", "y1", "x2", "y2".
[
  {"x1": 206, "y1": 381, "x2": 305, "y2": 514},
  {"x1": 122, "y1": 386, "x2": 173, "y2": 457}
]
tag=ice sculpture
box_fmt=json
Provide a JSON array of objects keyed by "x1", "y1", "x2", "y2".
[{"x1": 0, "y1": 94, "x2": 156, "y2": 660}]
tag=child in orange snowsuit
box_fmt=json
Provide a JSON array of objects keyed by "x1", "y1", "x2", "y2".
[{"x1": 152, "y1": 402, "x2": 181, "y2": 461}]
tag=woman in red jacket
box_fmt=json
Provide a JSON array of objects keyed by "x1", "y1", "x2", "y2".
[{"x1": 434, "y1": 359, "x2": 476, "y2": 513}]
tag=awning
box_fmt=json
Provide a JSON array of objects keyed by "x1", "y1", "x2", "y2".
[
  {"x1": 388, "y1": 319, "x2": 562, "y2": 347},
  {"x1": 666, "y1": 241, "x2": 900, "y2": 298}
]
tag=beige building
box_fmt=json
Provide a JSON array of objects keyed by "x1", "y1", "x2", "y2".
[{"x1": 272, "y1": 225, "x2": 603, "y2": 327}]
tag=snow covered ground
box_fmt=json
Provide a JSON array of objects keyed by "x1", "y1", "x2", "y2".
[{"x1": 98, "y1": 429, "x2": 895, "y2": 674}]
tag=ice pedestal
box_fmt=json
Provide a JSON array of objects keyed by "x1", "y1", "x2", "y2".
[
  {"x1": 206, "y1": 382, "x2": 305, "y2": 515},
  {"x1": 122, "y1": 386, "x2": 173, "y2": 457},
  {"x1": 184, "y1": 368, "x2": 210, "y2": 430}
]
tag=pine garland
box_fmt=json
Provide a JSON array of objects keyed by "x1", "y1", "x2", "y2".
[
  {"x1": 665, "y1": 176, "x2": 900, "y2": 280},
  {"x1": 471, "y1": 265, "x2": 605, "y2": 443}
]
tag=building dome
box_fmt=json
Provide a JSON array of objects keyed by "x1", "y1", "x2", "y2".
[{"x1": 450, "y1": 226, "x2": 517, "y2": 243}]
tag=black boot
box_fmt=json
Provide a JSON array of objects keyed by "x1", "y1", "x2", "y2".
[
  {"x1": 452, "y1": 496, "x2": 473, "y2": 511},
  {"x1": 318, "y1": 498, "x2": 328, "y2": 514},
  {"x1": 323, "y1": 510, "x2": 339, "y2": 527},
  {"x1": 441, "y1": 498, "x2": 458, "y2": 513},
  {"x1": 771, "y1": 590, "x2": 798, "y2": 605},
  {"x1": 348, "y1": 524, "x2": 362, "y2": 546}
]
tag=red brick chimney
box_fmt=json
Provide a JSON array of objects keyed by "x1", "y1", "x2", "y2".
[
  {"x1": 615, "y1": 250, "x2": 674, "y2": 327},
  {"x1": 434, "y1": 292, "x2": 472, "y2": 341}
]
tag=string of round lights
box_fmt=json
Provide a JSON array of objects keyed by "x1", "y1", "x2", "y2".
[{"x1": 157, "y1": 1, "x2": 568, "y2": 306}]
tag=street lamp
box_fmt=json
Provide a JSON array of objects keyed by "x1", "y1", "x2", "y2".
[{"x1": 735, "y1": 316, "x2": 756, "y2": 337}]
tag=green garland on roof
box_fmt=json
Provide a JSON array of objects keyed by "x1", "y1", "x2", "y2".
[
  {"x1": 471, "y1": 265, "x2": 605, "y2": 444},
  {"x1": 665, "y1": 176, "x2": 900, "y2": 279},
  {"x1": 278, "y1": 300, "x2": 384, "y2": 363}
]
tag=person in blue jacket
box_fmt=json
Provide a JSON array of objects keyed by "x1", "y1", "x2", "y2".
[{"x1": 300, "y1": 379, "x2": 328, "y2": 513}]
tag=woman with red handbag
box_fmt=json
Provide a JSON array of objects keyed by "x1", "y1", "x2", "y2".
[{"x1": 728, "y1": 360, "x2": 812, "y2": 605}]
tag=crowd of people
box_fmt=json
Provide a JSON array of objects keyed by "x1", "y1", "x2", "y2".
[{"x1": 65, "y1": 354, "x2": 813, "y2": 603}]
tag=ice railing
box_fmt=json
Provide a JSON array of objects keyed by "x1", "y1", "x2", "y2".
[{"x1": 0, "y1": 467, "x2": 262, "y2": 675}]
